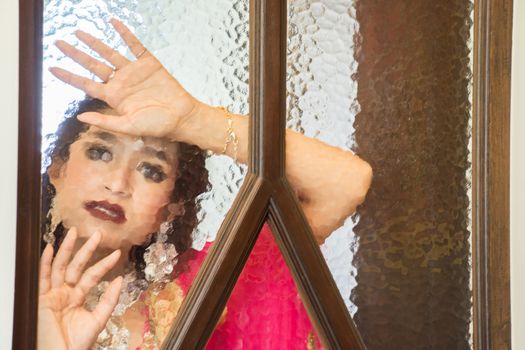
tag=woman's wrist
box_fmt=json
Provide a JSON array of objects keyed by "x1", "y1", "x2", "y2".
[
  {"x1": 169, "y1": 101, "x2": 211, "y2": 143},
  {"x1": 171, "y1": 103, "x2": 226, "y2": 150},
  {"x1": 169, "y1": 102, "x2": 248, "y2": 163}
]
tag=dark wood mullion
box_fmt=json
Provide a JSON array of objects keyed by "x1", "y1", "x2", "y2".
[
  {"x1": 12, "y1": 0, "x2": 43, "y2": 349},
  {"x1": 473, "y1": 0, "x2": 513, "y2": 349},
  {"x1": 162, "y1": 175, "x2": 270, "y2": 349},
  {"x1": 267, "y1": 179, "x2": 366, "y2": 350},
  {"x1": 164, "y1": 0, "x2": 289, "y2": 347},
  {"x1": 250, "y1": 0, "x2": 287, "y2": 178},
  {"x1": 473, "y1": 2, "x2": 489, "y2": 348}
]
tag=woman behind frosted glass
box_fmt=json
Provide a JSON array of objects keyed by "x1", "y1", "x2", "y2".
[{"x1": 38, "y1": 19, "x2": 373, "y2": 349}]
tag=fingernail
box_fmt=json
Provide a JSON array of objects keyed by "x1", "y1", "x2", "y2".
[
  {"x1": 49, "y1": 66, "x2": 63, "y2": 75},
  {"x1": 90, "y1": 231, "x2": 101, "y2": 241},
  {"x1": 111, "y1": 18, "x2": 122, "y2": 27},
  {"x1": 67, "y1": 227, "x2": 78, "y2": 240},
  {"x1": 78, "y1": 114, "x2": 101, "y2": 125}
]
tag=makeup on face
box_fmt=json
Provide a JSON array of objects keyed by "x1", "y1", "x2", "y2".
[
  {"x1": 84, "y1": 130, "x2": 173, "y2": 182},
  {"x1": 50, "y1": 126, "x2": 179, "y2": 249},
  {"x1": 84, "y1": 200, "x2": 126, "y2": 224}
]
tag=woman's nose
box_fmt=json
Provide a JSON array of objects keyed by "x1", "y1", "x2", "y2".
[{"x1": 104, "y1": 167, "x2": 132, "y2": 197}]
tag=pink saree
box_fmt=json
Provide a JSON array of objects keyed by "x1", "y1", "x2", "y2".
[{"x1": 177, "y1": 224, "x2": 323, "y2": 350}]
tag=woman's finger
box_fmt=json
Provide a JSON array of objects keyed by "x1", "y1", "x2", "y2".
[
  {"x1": 110, "y1": 18, "x2": 151, "y2": 59},
  {"x1": 39, "y1": 244, "x2": 54, "y2": 295},
  {"x1": 91, "y1": 276, "x2": 122, "y2": 330},
  {"x1": 64, "y1": 231, "x2": 102, "y2": 286},
  {"x1": 77, "y1": 112, "x2": 137, "y2": 135},
  {"x1": 49, "y1": 67, "x2": 105, "y2": 100},
  {"x1": 55, "y1": 40, "x2": 114, "y2": 81},
  {"x1": 51, "y1": 228, "x2": 78, "y2": 288},
  {"x1": 75, "y1": 30, "x2": 130, "y2": 69},
  {"x1": 74, "y1": 249, "x2": 121, "y2": 298}
]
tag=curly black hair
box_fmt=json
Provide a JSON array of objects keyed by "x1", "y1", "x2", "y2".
[{"x1": 41, "y1": 97, "x2": 210, "y2": 278}]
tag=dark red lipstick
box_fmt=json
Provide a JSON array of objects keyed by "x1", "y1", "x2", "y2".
[{"x1": 84, "y1": 200, "x2": 126, "y2": 224}]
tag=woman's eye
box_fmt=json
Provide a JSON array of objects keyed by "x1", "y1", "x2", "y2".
[
  {"x1": 137, "y1": 162, "x2": 167, "y2": 183},
  {"x1": 86, "y1": 146, "x2": 113, "y2": 162}
]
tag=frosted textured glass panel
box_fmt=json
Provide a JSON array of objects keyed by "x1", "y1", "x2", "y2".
[
  {"x1": 43, "y1": 0, "x2": 249, "y2": 249},
  {"x1": 287, "y1": 0, "x2": 360, "y2": 316},
  {"x1": 41, "y1": 1, "x2": 248, "y2": 349},
  {"x1": 286, "y1": 1, "x2": 474, "y2": 349}
]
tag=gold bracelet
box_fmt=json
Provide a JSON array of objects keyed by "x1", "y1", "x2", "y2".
[{"x1": 219, "y1": 107, "x2": 238, "y2": 161}]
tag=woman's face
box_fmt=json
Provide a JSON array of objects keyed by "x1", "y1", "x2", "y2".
[{"x1": 50, "y1": 122, "x2": 179, "y2": 250}]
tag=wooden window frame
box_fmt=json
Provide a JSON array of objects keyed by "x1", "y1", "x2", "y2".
[
  {"x1": 472, "y1": 1, "x2": 513, "y2": 348},
  {"x1": 13, "y1": 0, "x2": 512, "y2": 349}
]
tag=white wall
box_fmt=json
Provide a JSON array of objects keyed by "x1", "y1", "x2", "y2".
[
  {"x1": 0, "y1": 0, "x2": 18, "y2": 349},
  {"x1": 0, "y1": 0, "x2": 523, "y2": 348},
  {"x1": 511, "y1": 0, "x2": 525, "y2": 348}
]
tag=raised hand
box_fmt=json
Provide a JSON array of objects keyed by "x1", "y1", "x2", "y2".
[
  {"x1": 38, "y1": 228, "x2": 122, "y2": 350},
  {"x1": 49, "y1": 18, "x2": 201, "y2": 140}
]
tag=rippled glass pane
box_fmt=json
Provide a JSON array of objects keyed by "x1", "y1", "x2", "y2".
[
  {"x1": 286, "y1": 1, "x2": 474, "y2": 349},
  {"x1": 206, "y1": 224, "x2": 323, "y2": 349},
  {"x1": 287, "y1": 0, "x2": 361, "y2": 316},
  {"x1": 40, "y1": 0, "x2": 248, "y2": 348}
]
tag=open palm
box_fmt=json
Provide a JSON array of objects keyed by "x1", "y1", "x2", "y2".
[
  {"x1": 38, "y1": 229, "x2": 122, "y2": 350},
  {"x1": 50, "y1": 18, "x2": 200, "y2": 139}
]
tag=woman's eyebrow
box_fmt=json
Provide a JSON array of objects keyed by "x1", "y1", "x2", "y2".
[
  {"x1": 91, "y1": 131, "x2": 117, "y2": 143},
  {"x1": 141, "y1": 146, "x2": 168, "y2": 162}
]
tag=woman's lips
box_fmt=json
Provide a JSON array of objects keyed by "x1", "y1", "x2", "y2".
[{"x1": 84, "y1": 200, "x2": 126, "y2": 224}]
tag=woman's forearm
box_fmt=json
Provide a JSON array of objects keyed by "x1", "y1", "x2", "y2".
[{"x1": 175, "y1": 103, "x2": 373, "y2": 243}]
